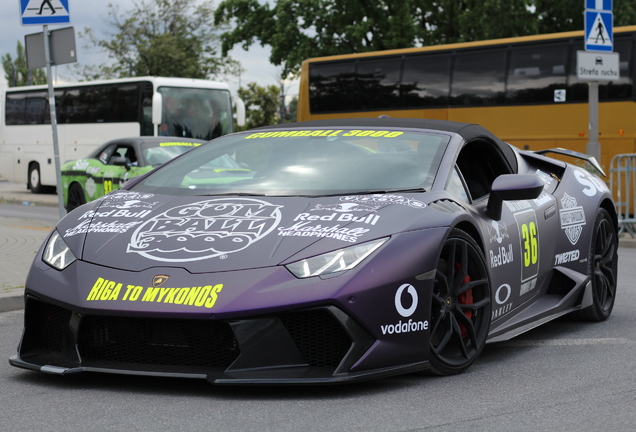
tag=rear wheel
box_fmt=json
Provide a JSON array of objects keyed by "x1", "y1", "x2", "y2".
[
  {"x1": 28, "y1": 163, "x2": 42, "y2": 194},
  {"x1": 428, "y1": 228, "x2": 491, "y2": 375},
  {"x1": 573, "y1": 208, "x2": 617, "y2": 321},
  {"x1": 66, "y1": 183, "x2": 86, "y2": 212}
]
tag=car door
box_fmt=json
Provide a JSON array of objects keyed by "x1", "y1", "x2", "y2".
[{"x1": 454, "y1": 139, "x2": 559, "y2": 323}]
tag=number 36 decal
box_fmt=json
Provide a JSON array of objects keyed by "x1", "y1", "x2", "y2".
[{"x1": 514, "y1": 209, "x2": 539, "y2": 283}]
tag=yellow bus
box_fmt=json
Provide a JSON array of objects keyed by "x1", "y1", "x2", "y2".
[{"x1": 297, "y1": 26, "x2": 636, "y2": 171}]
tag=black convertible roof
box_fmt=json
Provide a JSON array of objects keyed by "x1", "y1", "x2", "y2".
[{"x1": 256, "y1": 118, "x2": 518, "y2": 172}]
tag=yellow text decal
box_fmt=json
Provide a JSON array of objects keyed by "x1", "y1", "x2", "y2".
[
  {"x1": 86, "y1": 277, "x2": 223, "y2": 309},
  {"x1": 244, "y1": 130, "x2": 404, "y2": 139}
]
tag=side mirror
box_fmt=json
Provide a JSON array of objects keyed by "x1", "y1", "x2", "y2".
[
  {"x1": 234, "y1": 96, "x2": 246, "y2": 127},
  {"x1": 486, "y1": 174, "x2": 544, "y2": 220},
  {"x1": 111, "y1": 156, "x2": 130, "y2": 170},
  {"x1": 152, "y1": 92, "x2": 163, "y2": 127}
]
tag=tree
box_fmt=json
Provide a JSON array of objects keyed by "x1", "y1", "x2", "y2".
[
  {"x1": 1, "y1": 41, "x2": 47, "y2": 87},
  {"x1": 237, "y1": 82, "x2": 280, "y2": 129},
  {"x1": 81, "y1": 0, "x2": 241, "y2": 79},
  {"x1": 286, "y1": 96, "x2": 298, "y2": 123},
  {"x1": 533, "y1": 0, "x2": 636, "y2": 34},
  {"x1": 215, "y1": 0, "x2": 423, "y2": 78},
  {"x1": 420, "y1": 0, "x2": 536, "y2": 45}
]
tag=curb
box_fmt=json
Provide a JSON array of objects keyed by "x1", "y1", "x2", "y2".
[
  {"x1": 0, "y1": 297, "x2": 24, "y2": 313},
  {"x1": 0, "y1": 198, "x2": 59, "y2": 208}
]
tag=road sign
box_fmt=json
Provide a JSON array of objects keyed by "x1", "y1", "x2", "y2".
[
  {"x1": 577, "y1": 51, "x2": 620, "y2": 81},
  {"x1": 25, "y1": 27, "x2": 76, "y2": 69},
  {"x1": 585, "y1": 0, "x2": 612, "y2": 11},
  {"x1": 19, "y1": 0, "x2": 70, "y2": 25},
  {"x1": 585, "y1": 10, "x2": 613, "y2": 51}
]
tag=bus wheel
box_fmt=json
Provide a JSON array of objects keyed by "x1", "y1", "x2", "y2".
[
  {"x1": 28, "y1": 163, "x2": 42, "y2": 194},
  {"x1": 66, "y1": 183, "x2": 86, "y2": 212}
]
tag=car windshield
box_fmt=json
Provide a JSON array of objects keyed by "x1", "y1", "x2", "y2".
[
  {"x1": 130, "y1": 128, "x2": 451, "y2": 196},
  {"x1": 141, "y1": 141, "x2": 202, "y2": 166}
]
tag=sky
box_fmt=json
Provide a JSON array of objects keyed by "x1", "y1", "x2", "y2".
[{"x1": 0, "y1": 0, "x2": 298, "y2": 97}]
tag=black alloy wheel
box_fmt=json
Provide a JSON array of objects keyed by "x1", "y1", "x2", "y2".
[
  {"x1": 66, "y1": 183, "x2": 86, "y2": 212},
  {"x1": 574, "y1": 207, "x2": 618, "y2": 321},
  {"x1": 429, "y1": 228, "x2": 491, "y2": 375}
]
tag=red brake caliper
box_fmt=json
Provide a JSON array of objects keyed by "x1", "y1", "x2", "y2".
[{"x1": 456, "y1": 263, "x2": 473, "y2": 338}]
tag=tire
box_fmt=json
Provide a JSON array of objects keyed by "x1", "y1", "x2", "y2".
[
  {"x1": 573, "y1": 208, "x2": 618, "y2": 321},
  {"x1": 28, "y1": 163, "x2": 42, "y2": 194},
  {"x1": 66, "y1": 183, "x2": 86, "y2": 212},
  {"x1": 428, "y1": 228, "x2": 492, "y2": 375}
]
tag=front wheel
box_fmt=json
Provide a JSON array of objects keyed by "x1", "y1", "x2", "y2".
[
  {"x1": 573, "y1": 208, "x2": 618, "y2": 321},
  {"x1": 428, "y1": 228, "x2": 491, "y2": 375},
  {"x1": 28, "y1": 163, "x2": 42, "y2": 194},
  {"x1": 66, "y1": 183, "x2": 86, "y2": 212}
]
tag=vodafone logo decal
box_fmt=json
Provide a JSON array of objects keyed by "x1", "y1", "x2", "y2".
[
  {"x1": 395, "y1": 284, "x2": 418, "y2": 317},
  {"x1": 381, "y1": 284, "x2": 428, "y2": 335}
]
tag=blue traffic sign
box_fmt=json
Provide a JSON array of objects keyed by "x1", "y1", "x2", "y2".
[
  {"x1": 585, "y1": 10, "x2": 613, "y2": 52},
  {"x1": 19, "y1": 0, "x2": 70, "y2": 25},
  {"x1": 585, "y1": 0, "x2": 612, "y2": 11}
]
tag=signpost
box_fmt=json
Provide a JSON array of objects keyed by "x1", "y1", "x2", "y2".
[
  {"x1": 19, "y1": 0, "x2": 72, "y2": 218},
  {"x1": 580, "y1": 0, "x2": 616, "y2": 164}
]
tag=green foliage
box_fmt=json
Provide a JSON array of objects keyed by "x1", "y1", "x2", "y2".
[
  {"x1": 237, "y1": 82, "x2": 281, "y2": 129},
  {"x1": 421, "y1": 0, "x2": 537, "y2": 44},
  {"x1": 215, "y1": 0, "x2": 423, "y2": 78},
  {"x1": 286, "y1": 96, "x2": 298, "y2": 123},
  {"x1": 534, "y1": 0, "x2": 636, "y2": 33},
  {"x1": 1, "y1": 41, "x2": 47, "y2": 87},
  {"x1": 80, "y1": 0, "x2": 241, "y2": 79}
]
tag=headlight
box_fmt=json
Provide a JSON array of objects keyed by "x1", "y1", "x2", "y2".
[
  {"x1": 286, "y1": 237, "x2": 388, "y2": 278},
  {"x1": 43, "y1": 230, "x2": 77, "y2": 270}
]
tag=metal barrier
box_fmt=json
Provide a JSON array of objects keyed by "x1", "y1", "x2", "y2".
[{"x1": 609, "y1": 154, "x2": 636, "y2": 238}]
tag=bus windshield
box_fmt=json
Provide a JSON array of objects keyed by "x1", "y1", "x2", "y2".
[{"x1": 158, "y1": 87, "x2": 232, "y2": 140}]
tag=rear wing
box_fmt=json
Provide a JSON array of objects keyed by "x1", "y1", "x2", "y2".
[{"x1": 534, "y1": 148, "x2": 606, "y2": 177}]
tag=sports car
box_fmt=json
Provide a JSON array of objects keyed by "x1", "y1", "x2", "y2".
[
  {"x1": 61, "y1": 137, "x2": 207, "y2": 211},
  {"x1": 11, "y1": 118, "x2": 618, "y2": 384}
]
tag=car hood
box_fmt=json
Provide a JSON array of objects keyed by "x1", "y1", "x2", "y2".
[{"x1": 56, "y1": 190, "x2": 447, "y2": 273}]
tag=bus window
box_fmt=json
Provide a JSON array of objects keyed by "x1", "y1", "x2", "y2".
[
  {"x1": 506, "y1": 42, "x2": 569, "y2": 104},
  {"x1": 451, "y1": 49, "x2": 507, "y2": 106},
  {"x1": 402, "y1": 53, "x2": 451, "y2": 107},
  {"x1": 5, "y1": 93, "x2": 26, "y2": 125},
  {"x1": 309, "y1": 61, "x2": 356, "y2": 113},
  {"x1": 356, "y1": 57, "x2": 401, "y2": 110}
]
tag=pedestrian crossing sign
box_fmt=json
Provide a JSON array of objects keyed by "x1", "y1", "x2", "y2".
[
  {"x1": 19, "y1": 0, "x2": 70, "y2": 25},
  {"x1": 585, "y1": 10, "x2": 613, "y2": 52}
]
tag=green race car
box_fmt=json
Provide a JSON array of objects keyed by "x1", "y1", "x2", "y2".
[{"x1": 62, "y1": 137, "x2": 206, "y2": 211}]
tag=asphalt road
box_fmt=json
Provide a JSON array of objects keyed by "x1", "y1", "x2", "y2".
[{"x1": 1, "y1": 249, "x2": 635, "y2": 431}]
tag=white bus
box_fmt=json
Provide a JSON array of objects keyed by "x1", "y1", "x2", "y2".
[{"x1": 0, "y1": 76, "x2": 246, "y2": 192}]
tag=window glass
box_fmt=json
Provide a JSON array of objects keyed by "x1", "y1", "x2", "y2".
[
  {"x1": 309, "y1": 62, "x2": 356, "y2": 113},
  {"x1": 158, "y1": 87, "x2": 232, "y2": 140},
  {"x1": 447, "y1": 167, "x2": 469, "y2": 203},
  {"x1": 356, "y1": 57, "x2": 401, "y2": 110},
  {"x1": 131, "y1": 129, "x2": 451, "y2": 196},
  {"x1": 506, "y1": 43, "x2": 569, "y2": 103},
  {"x1": 5, "y1": 93, "x2": 26, "y2": 125},
  {"x1": 451, "y1": 50, "x2": 507, "y2": 106},
  {"x1": 402, "y1": 53, "x2": 451, "y2": 107}
]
